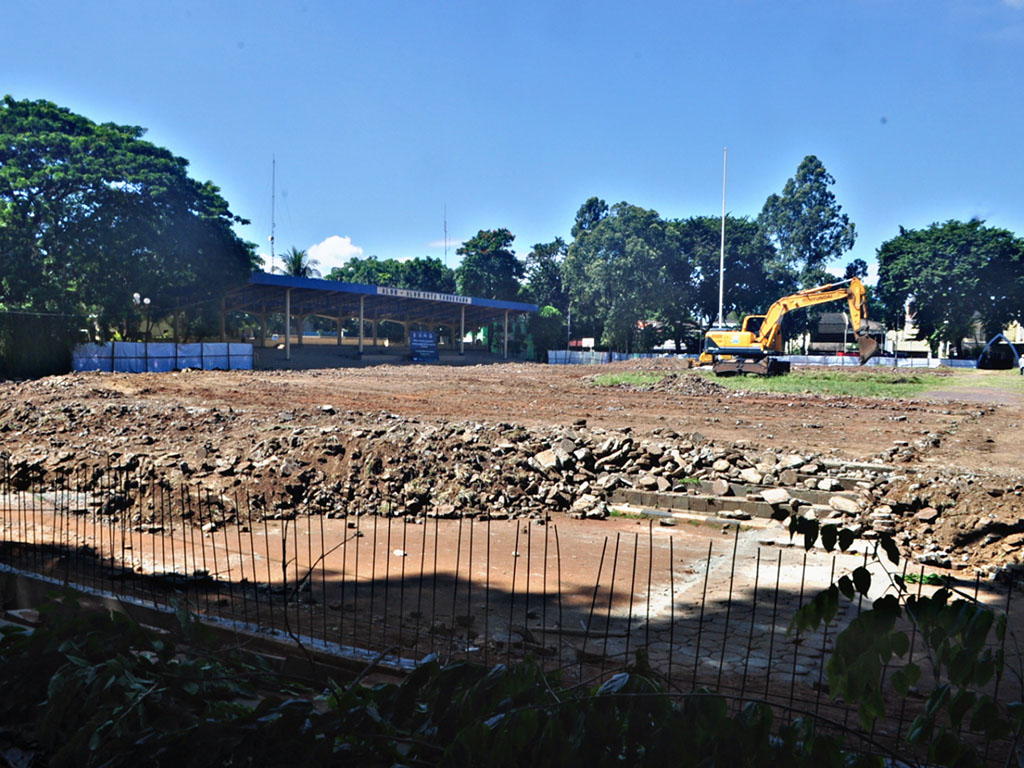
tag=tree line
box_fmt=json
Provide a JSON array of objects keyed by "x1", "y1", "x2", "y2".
[
  {"x1": 4, "y1": 96, "x2": 1023, "y2": 373},
  {"x1": 298, "y1": 155, "x2": 1023, "y2": 359}
]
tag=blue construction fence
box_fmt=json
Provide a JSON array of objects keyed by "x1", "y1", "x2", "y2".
[
  {"x1": 72, "y1": 342, "x2": 253, "y2": 373},
  {"x1": 547, "y1": 351, "x2": 697, "y2": 365}
]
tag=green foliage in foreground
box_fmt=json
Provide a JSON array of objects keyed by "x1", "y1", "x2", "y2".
[
  {"x1": 590, "y1": 371, "x2": 667, "y2": 388},
  {"x1": 0, "y1": 592, "x2": 879, "y2": 768},
  {"x1": 4, "y1": 547, "x2": 1022, "y2": 768},
  {"x1": 787, "y1": 519, "x2": 1024, "y2": 768},
  {"x1": 792, "y1": 572, "x2": 1022, "y2": 768}
]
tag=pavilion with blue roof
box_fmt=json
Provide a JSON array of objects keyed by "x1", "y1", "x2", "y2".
[{"x1": 222, "y1": 272, "x2": 537, "y2": 361}]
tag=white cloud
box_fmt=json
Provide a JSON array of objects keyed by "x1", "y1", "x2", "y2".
[
  {"x1": 865, "y1": 259, "x2": 880, "y2": 285},
  {"x1": 307, "y1": 235, "x2": 365, "y2": 274}
]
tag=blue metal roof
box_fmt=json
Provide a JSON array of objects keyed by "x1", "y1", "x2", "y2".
[{"x1": 224, "y1": 272, "x2": 537, "y2": 328}]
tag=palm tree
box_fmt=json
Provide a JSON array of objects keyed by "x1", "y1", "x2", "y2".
[{"x1": 275, "y1": 247, "x2": 321, "y2": 278}]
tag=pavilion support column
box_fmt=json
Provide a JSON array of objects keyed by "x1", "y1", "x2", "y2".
[
  {"x1": 503, "y1": 310, "x2": 509, "y2": 359},
  {"x1": 460, "y1": 306, "x2": 465, "y2": 356},
  {"x1": 337, "y1": 315, "x2": 343, "y2": 345},
  {"x1": 296, "y1": 314, "x2": 305, "y2": 347},
  {"x1": 259, "y1": 314, "x2": 267, "y2": 348},
  {"x1": 173, "y1": 311, "x2": 180, "y2": 344},
  {"x1": 219, "y1": 299, "x2": 227, "y2": 342},
  {"x1": 285, "y1": 288, "x2": 291, "y2": 361},
  {"x1": 358, "y1": 296, "x2": 365, "y2": 354},
  {"x1": 372, "y1": 318, "x2": 378, "y2": 347}
]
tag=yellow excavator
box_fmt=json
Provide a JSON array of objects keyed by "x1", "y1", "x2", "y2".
[{"x1": 700, "y1": 277, "x2": 879, "y2": 375}]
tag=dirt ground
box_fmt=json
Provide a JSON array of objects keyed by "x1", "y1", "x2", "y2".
[
  {"x1": 2, "y1": 359, "x2": 1023, "y2": 572},
  {"x1": 3, "y1": 359, "x2": 1022, "y2": 760},
  {"x1": 5, "y1": 360, "x2": 1023, "y2": 474},
  {"x1": 4, "y1": 360, "x2": 1019, "y2": 463}
]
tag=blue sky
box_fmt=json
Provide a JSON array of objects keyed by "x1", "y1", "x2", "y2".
[{"x1": 6, "y1": 0, "x2": 1024, "y2": 280}]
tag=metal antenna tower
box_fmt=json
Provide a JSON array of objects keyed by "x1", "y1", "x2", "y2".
[
  {"x1": 718, "y1": 147, "x2": 727, "y2": 328},
  {"x1": 269, "y1": 156, "x2": 276, "y2": 273}
]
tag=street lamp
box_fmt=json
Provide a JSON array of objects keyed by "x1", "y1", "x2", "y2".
[{"x1": 133, "y1": 292, "x2": 151, "y2": 341}]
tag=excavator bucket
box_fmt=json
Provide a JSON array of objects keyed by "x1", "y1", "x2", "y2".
[{"x1": 856, "y1": 334, "x2": 879, "y2": 365}]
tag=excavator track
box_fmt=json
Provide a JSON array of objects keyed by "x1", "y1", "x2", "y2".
[{"x1": 712, "y1": 357, "x2": 791, "y2": 376}]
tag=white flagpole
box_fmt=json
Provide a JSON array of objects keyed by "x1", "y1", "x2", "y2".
[{"x1": 718, "y1": 147, "x2": 727, "y2": 328}]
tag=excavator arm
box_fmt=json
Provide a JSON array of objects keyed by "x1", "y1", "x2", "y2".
[{"x1": 758, "y1": 278, "x2": 876, "y2": 361}]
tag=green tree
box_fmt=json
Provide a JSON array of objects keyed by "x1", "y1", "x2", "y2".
[
  {"x1": 527, "y1": 305, "x2": 566, "y2": 361},
  {"x1": 675, "y1": 215, "x2": 780, "y2": 333},
  {"x1": 455, "y1": 229, "x2": 524, "y2": 300},
  {"x1": 327, "y1": 255, "x2": 402, "y2": 285},
  {"x1": 401, "y1": 256, "x2": 457, "y2": 293},
  {"x1": 844, "y1": 258, "x2": 869, "y2": 280},
  {"x1": 0, "y1": 96, "x2": 256, "y2": 340},
  {"x1": 876, "y1": 220, "x2": 1024, "y2": 355},
  {"x1": 570, "y1": 196, "x2": 608, "y2": 239},
  {"x1": 326, "y1": 255, "x2": 456, "y2": 293},
  {"x1": 563, "y1": 202, "x2": 672, "y2": 352},
  {"x1": 758, "y1": 155, "x2": 856, "y2": 287},
  {"x1": 275, "y1": 246, "x2": 320, "y2": 278},
  {"x1": 646, "y1": 220, "x2": 695, "y2": 352},
  {"x1": 523, "y1": 237, "x2": 568, "y2": 313}
]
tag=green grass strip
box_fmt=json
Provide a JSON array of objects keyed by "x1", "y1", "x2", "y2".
[{"x1": 590, "y1": 371, "x2": 667, "y2": 388}]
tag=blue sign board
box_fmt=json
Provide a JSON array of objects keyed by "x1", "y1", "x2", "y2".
[{"x1": 409, "y1": 330, "x2": 439, "y2": 362}]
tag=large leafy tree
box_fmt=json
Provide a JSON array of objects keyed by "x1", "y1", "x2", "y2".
[
  {"x1": 520, "y1": 238, "x2": 570, "y2": 361},
  {"x1": 758, "y1": 155, "x2": 856, "y2": 287},
  {"x1": 276, "y1": 247, "x2": 320, "y2": 278},
  {"x1": 876, "y1": 219, "x2": 1024, "y2": 355},
  {"x1": 401, "y1": 256, "x2": 457, "y2": 293},
  {"x1": 327, "y1": 255, "x2": 404, "y2": 286},
  {"x1": 647, "y1": 220, "x2": 695, "y2": 352},
  {"x1": 563, "y1": 201, "x2": 672, "y2": 352},
  {"x1": 570, "y1": 196, "x2": 609, "y2": 240},
  {"x1": 0, "y1": 96, "x2": 257, "y2": 335},
  {"x1": 454, "y1": 228, "x2": 524, "y2": 300},
  {"x1": 675, "y1": 215, "x2": 780, "y2": 331},
  {"x1": 523, "y1": 237, "x2": 568, "y2": 314},
  {"x1": 843, "y1": 258, "x2": 869, "y2": 280}
]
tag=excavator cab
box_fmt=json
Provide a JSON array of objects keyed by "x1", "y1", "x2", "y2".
[{"x1": 741, "y1": 315, "x2": 766, "y2": 336}]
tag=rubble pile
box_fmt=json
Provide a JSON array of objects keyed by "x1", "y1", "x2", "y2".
[{"x1": 638, "y1": 373, "x2": 730, "y2": 397}]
